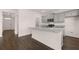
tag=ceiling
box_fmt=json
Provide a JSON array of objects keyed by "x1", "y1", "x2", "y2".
[{"x1": 29, "y1": 9, "x2": 73, "y2": 13}]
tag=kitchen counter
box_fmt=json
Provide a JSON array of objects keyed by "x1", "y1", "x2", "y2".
[
  {"x1": 30, "y1": 27, "x2": 64, "y2": 32},
  {"x1": 30, "y1": 27, "x2": 64, "y2": 50}
]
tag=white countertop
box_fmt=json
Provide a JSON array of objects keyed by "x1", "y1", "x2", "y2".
[{"x1": 29, "y1": 27, "x2": 64, "y2": 33}]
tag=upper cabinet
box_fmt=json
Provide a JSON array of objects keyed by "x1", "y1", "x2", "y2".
[
  {"x1": 54, "y1": 10, "x2": 79, "y2": 23},
  {"x1": 54, "y1": 13, "x2": 65, "y2": 23},
  {"x1": 65, "y1": 10, "x2": 79, "y2": 17},
  {"x1": 40, "y1": 9, "x2": 79, "y2": 28},
  {"x1": 41, "y1": 13, "x2": 54, "y2": 23}
]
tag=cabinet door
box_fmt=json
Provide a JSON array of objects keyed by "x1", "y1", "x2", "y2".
[
  {"x1": 54, "y1": 13, "x2": 65, "y2": 23},
  {"x1": 42, "y1": 13, "x2": 54, "y2": 23},
  {"x1": 65, "y1": 10, "x2": 79, "y2": 17}
]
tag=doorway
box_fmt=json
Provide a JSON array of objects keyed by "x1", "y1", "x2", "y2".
[{"x1": 2, "y1": 12, "x2": 18, "y2": 49}]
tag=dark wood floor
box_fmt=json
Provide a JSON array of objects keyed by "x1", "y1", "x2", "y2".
[
  {"x1": 63, "y1": 36, "x2": 79, "y2": 50},
  {"x1": 0, "y1": 30, "x2": 79, "y2": 50}
]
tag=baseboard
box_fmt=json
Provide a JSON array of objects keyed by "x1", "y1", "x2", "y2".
[
  {"x1": 18, "y1": 33, "x2": 32, "y2": 37},
  {"x1": 18, "y1": 34, "x2": 32, "y2": 38},
  {"x1": 65, "y1": 34, "x2": 79, "y2": 39},
  {"x1": 65, "y1": 36, "x2": 79, "y2": 39}
]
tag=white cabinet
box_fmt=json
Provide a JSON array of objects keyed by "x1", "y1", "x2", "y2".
[
  {"x1": 54, "y1": 13, "x2": 65, "y2": 23},
  {"x1": 31, "y1": 27, "x2": 63, "y2": 50},
  {"x1": 65, "y1": 10, "x2": 79, "y2": 17},
  {"x1": 54, "y1": 10, "x2": 79, "y2": 23},
  {"x1": 42, "y1": 13, "x2": 54, "y2": 23}
]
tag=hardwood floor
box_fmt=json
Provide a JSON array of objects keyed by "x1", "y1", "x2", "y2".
[
  {"x1": 18, "y1": 35, "x2": 79, "y2": 50},
  {"x1": 18, "y1": 35, "x2": 53, "y2": 50},
  {"x1": 0, "y1": 30, "x2": 79, "y2": 50},
  {"x1": 63, "y1": 36, "x2": 79, "y2": 50},
  {"x1": 1, "y1": 30, "x2": 18, "y2": 50}
]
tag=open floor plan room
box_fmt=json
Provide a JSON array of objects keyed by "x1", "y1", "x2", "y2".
[{"x1": 0, "y1": 9, "x2": 79, "y2": 50}]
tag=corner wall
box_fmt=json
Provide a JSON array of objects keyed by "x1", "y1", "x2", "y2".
[{"x1": 18, "y1": 10, "x2": 42, "y2": 37}]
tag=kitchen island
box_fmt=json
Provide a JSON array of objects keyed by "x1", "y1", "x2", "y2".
[{"x1": 30, "y1": 27, "x2": 64, "y2": 50}]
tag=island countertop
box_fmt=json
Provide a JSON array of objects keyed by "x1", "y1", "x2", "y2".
[
  {"x1": 29, "y1": 27, "x2": 64, "y2": 50},
  {"x1": 29, "y1": 27, "x2": 64, "y2": 33}
]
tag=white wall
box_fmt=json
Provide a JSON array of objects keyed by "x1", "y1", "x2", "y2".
[
  {"x1": 65, "y1": 16, "x2": 79, "y2": 38},
  {"x1": 14, "y1": 10, "x2": 18, "y2": 35},
  {"x1": 0, "y1": 10, "x2": 2, "y2": 37},
  {"x1": 18, "y1": 10, "x2": 42, "y2": 37}
]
